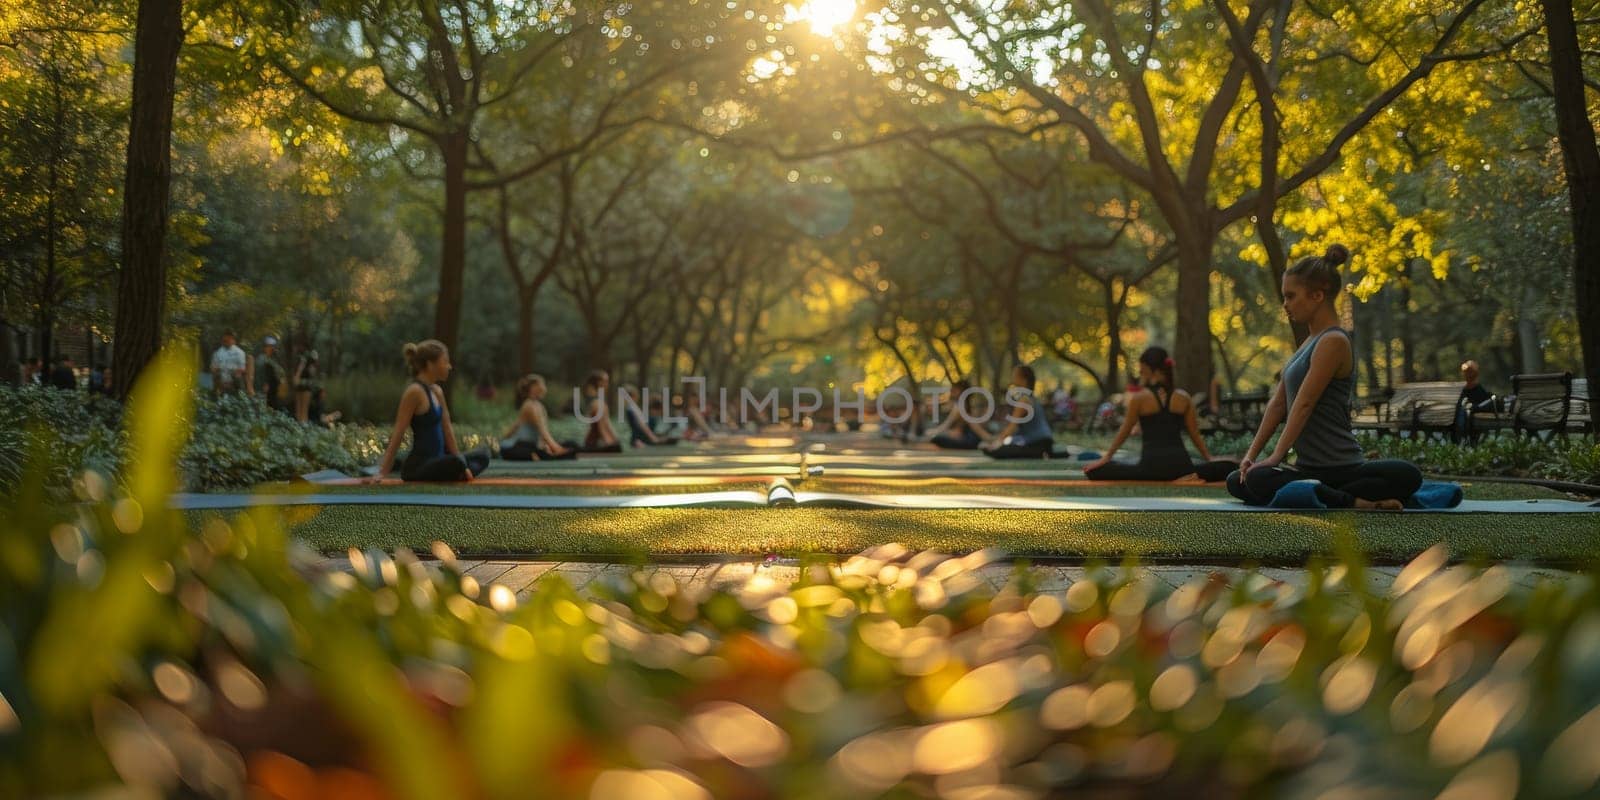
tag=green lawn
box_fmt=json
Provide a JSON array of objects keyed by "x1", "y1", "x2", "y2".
[
  {"x1": 242, "y1": 502, "x2": 1600, "y2": 565},
  {"x1": 274, "y1": 477, "x2": 1576, "y2": 500}
]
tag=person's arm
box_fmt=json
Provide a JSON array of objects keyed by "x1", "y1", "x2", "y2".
[
  {"x1": 1240, "y1": 382, "x2": 1289, "y2": 474},
  {"x1": 1259, "y1": 334, "x2": 1350, "y2": 469},
  {"x1": 244, "y1": 355, "x2": 256, "y2": 396},
  {"x1": 1182, "y1": 393, "x2": 1214, "y2": 461},
  {"x1": 926, "y1": 396, "x2": 959, "y2": 437},
  {"x1": 630, "y1": 409, "x2": 661, "y2": 443},
  {"x1": 596, "y1": 402, "x2": 618, "y2": 444},
  {"x1": 292, "y1": 359, "x2": 304, "y2": 386},
  {"x1": 1086, "y1": 393, "x2": 1143, "y2": 469},
  {"x1": 374, "y1": 386, "x2": 422, "y2": 480},
  {"x1": 986, "y1": 405, "x2": 1023, "y2": 447}
]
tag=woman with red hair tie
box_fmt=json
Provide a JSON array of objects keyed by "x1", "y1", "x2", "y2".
[{"x1": 1083, "y1": 346, "x2": 1237, "y2": 482}]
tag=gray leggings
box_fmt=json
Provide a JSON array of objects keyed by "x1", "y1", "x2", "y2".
[{"x1": 1226, "y1": 459, "x2": 1423, "y2": 508}]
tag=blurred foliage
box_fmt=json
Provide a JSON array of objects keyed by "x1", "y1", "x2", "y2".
[{"x1": 5, "y1": 357, "x2": 1600, "y2": 798}]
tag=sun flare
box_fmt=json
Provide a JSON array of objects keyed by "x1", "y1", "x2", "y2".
[{"x1": 787, "y1": 0, "x2": 857, "y2": 36}]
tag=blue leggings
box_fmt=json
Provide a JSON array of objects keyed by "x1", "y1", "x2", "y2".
[{"x1": 1227, "y1": 459, "x2": 1423, "y2": 508}]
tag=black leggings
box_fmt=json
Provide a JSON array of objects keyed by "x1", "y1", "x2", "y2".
[
  {"x1": 984, "y1": 439, "x2": 1054, "y2": 460},
  {"x1": 402, "y1": 449, "x2": 490, "y2": 482},
  {"x1": 501, "y1": 439, "x2": 580, "y2": 461},
  {"x1": 633, "y1": 435, "x2": 679, "y2": 447},
  {"x1": 1226, "y1": 459, "x2": 1423, "y2": 508},
  {"x1": 932, "y1": 429, "x2": 982, "y2": 450},
  {"x1": 1087, "y1": 458, "x2": 1238, "y2": 483}
]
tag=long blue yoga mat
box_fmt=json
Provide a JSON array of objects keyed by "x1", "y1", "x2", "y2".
[{"x1": 172, "y1": 492, "x2": 1600, "y2": 513}]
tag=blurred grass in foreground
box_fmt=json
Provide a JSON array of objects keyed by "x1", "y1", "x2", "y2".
[{"x1": 4, "y1": 352, "x2": 1600, "y2": 799}]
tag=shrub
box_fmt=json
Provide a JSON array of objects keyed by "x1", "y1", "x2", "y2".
[
  {"x1": 178, "y1": 393, "x2": 365, "y2": 490},
  {"x1": 0, "y1": 386, "x2": 123, "y2": 499}
]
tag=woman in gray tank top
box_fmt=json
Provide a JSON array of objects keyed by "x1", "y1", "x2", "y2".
[{"x1": 1226, "y1": 244, "x2": 1422, "y2": 509}]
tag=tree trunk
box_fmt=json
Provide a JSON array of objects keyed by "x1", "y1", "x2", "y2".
[
  {"x1": 434, "y1": 130, "x2": 469, "y2": 365},
  {"x1": 1399, "y1": 263, "x2": 1418, "y2": 383},
  {"x1": 1102, "y1": 279, "x2": 1123, "y2": 395},
  {"x1": 37, "y1": 310, "x2": 55, "y2": 364},
  {"x1": 1516, "y1": 283, "x2": 1544, "y2": 374},
  {"x1": 1355, "y1": 299, "x2": 1380, "y2": 393},
  {"x1": 1543, "y1": 0, "x2": 1600, "y2": 393},
  {"x1": 516, "y1": 289, "x2": 536, "y2": 376},
  {"x1": 112, "y1": 0, "x2": 183, "y2": 400},
  {"x1": 0, "y1": 321, "x2": 14, "y2": 383},
  {"x1": 1173, "y1": 242, "x2": 1214, "y2": 392}
]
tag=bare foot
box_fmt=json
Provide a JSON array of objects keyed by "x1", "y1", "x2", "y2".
[{"x1": 1354, "y1": 497, "x2": 1403, "y2": 511}]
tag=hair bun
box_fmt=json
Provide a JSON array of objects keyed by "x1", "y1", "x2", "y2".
[
  {"x1": 402, "y1": 342, "x2": 418, "y2": 358},
  {"x1": 1323, "y1": 243, "x2": 1349, "y2": 267}
]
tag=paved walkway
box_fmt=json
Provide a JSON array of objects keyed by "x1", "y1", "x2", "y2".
[{"x1": 317, "y1": 556, "x2": 1583, "y2": 603}]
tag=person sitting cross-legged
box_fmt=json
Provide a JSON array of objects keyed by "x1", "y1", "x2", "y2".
[
  {"x1": 370, "y1": 340, "x2": 490, "y2": 482},
  {"x1": 981, "y1": 365, "x2": 1056, "y2": 459},
  {"x1": 501, "y1": 374, "x2": 579, "y2": 461},
  {"x1": 1082, "y1": 347, "x2": 1237, "y2": 482},
  {"x1": 1226, "y1": 244, "x2": 1422, "y2": 509},
  {"x1": 927, "y1": 379, "x2": 987, "y2": 450}
]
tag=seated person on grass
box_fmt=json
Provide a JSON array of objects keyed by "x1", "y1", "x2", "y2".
[
  {"x1": 1083, "y1": 347, "x2": 1237, "y2": 482},
  {"x1": 622, "y1": 386, "x2": 678, "y2": 447},
  {"x1": 371, "y1": 340, "x2": 490, "y2": 482},
  {"x1": 927, "y1": 379, "x2": 987, "y2": 450},
  {"x1": 501, "y1": 374, "x2": 579, "y2": 461},
  {"x1": 579, "y1": 369, "x2": 623, "y2": 453},
  {"x1": 1226, "y1": 244, "x2": 1422, "y2": 509},
  {"x1": 981, "y1": 365, "x2": 1056, "y2": 459},
  {"x1": 682, "y1": 394, "x2": 717, "y2": 441}
]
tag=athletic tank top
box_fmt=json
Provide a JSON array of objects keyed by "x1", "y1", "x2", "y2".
[
  {"x1": 1010, "y1": 388, "x2": 1053, "y2": 444},
  {"x1": 409, "y1": 382, "x2": 446, "y2": 458},
  {"x1": 512, "y1": 420, "x2": 539, "y2": 442},
  {"x1": 1283, "y1": 328, "x2": 1363, "y2": 468},
  {"x1": 1137, "y1": 388, "x2": 1190, "y2": 466}
]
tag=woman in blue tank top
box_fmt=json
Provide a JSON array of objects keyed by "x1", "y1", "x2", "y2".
[
  {"x1": 1084, "y1": 347, "x2": 1237, "y2": 482},
  {"x1": 372, "y1": 339, "x2": 490, "y2": 482},
  {"x1": 1227, "y1": 244, "x2": 1421, "y2": 508}
]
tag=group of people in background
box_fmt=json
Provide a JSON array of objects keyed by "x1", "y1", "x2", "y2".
[
  {"x1": 207, "y1": 330, "x2": 333, "y2": 424},
  {"x1": 368, "y1": 344, "x2": 729, "y2": 482},
  {"x1": 364, "y1": 242, "x2": 1427, "y2": 506},
  {"x1": 15, "y1": 356, "x2": 111, "y2": 396}
]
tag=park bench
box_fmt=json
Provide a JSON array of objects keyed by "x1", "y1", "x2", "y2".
[
  {"x1": 1570, "y1": 378, "x2": 1592, "y2": 435},
  {"x1": 1511, "y1": 372, "x2": 1575, "y2": 439},
  {"x1": 1212, "y1": 389, "x2": 1269, "y2": 433},
  {"x1": 1351, "y1": 388, "x2": 1396, "y2": 436}
]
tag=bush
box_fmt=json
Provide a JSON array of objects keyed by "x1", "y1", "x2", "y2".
[
  {"x1": 178, "y1": 393, "x2": 365, "y2": 491},
  {"x1": 0, "y1": 386, "x2": 123, "y2": 499},
  {"x1": 0, "y1": 386, "x2": 375, "y2": 494}
]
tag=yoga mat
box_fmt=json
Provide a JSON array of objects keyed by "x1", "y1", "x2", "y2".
[
  {"x1": 174, "y1": 491, "x2": 770, "y2": 510},
  {"x1": 173, "y1": 492, "x2": 1600, "y2": 514}
]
